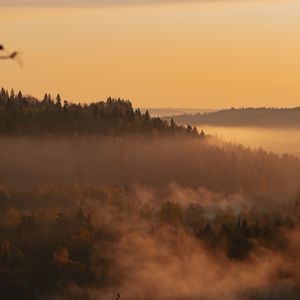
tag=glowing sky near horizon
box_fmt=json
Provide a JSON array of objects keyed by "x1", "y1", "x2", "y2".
[{"x1": 1, "y1": 0, "x2": 300, "y2": 108}]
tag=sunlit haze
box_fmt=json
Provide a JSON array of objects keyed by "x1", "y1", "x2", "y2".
[{"x1": 1, "y1": 0, "x2": 300, "y2": 107}]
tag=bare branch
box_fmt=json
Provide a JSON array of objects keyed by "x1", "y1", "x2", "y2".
[{"x1": 0, "y1": 44, "x2": 23, "y2": 66}]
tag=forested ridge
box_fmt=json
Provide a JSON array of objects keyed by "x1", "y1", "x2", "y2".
[
  {"x1": 167, "y1": 107, "x2": 300, "y2": 127},
  {"x1": 0, "y1": 88, "x2": 201, "y2": 136}
]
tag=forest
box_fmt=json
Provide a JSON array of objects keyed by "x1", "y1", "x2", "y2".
[
  {"x1": 167, "y1": 107, "x2": 300, "y2": 127},
  {"x1": 0, "y1": 134, "x2": 299, "y2": 299},
  {"x1": 0, "y1": 88, "x2": 200, "y2": 137},
  {"x1": 1, "y1": 182, "x2": 300, "y2": 300},
  {"x1": 0, "y1": 88, "x2": 300, "y2": 299}
]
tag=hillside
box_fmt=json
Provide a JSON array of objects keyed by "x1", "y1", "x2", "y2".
[{"x1": 166, "y1": 107, "x2": 300, "y2": 127}]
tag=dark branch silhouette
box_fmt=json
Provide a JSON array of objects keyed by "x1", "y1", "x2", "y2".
[{"x1": 0, "y1": 44, "x2": 22, "y2": 65}]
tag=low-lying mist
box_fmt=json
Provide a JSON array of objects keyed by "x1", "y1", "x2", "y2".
[
  {"x1": 199, "y1": 126, "x2": 300, "y2": 157},
  {"x1": 1, "y1": 182, "x2": 300, "y2": 300},
  {"x1": 0, "y1": 136, "x2": 299, "y2": 195},
  {"x1": 1, "y1": 136, "x2": 300, "y2": 299}
]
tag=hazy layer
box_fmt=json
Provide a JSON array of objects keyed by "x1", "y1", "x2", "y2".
[
  {"x1": 0, "y1": 136, "x2": 299, "y2": 196},
  {"x1": 201, "y1": 126, "x2": 300, "y2": 156},
  {"x1": 1, "y1": 180, "x2": 300, "y2": 300},
  {"x1": 0, "y1": 135, "x2": 299, "y2": 299}
]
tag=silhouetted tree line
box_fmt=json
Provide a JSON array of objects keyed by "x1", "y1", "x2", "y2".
[{"x1": 0, "y1": 88, "x2": 202, "y2": 137}]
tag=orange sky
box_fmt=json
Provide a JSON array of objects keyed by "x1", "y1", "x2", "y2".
[{"x1": 1, "y1": 1, "x2": 300, "y2": 108}]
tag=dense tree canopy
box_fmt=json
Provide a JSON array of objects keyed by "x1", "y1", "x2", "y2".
[
  {"x1": 0, "y1": 184, "x2": 300, "y2": 299},
  {"x1": 0, "y1": 88, "x2": 200, "y2": 137}
]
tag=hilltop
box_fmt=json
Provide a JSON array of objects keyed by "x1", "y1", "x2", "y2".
[{"x1": 165, "y1": 107, "x2": 300, "y2": 127}]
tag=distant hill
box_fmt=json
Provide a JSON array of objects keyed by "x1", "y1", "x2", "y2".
[
  {"x1": 140, "y1": 108, "x2": 217, "y2": 117},
  {"x1": 164, "y1": 107, "x2": 300, "y2": 127}
]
